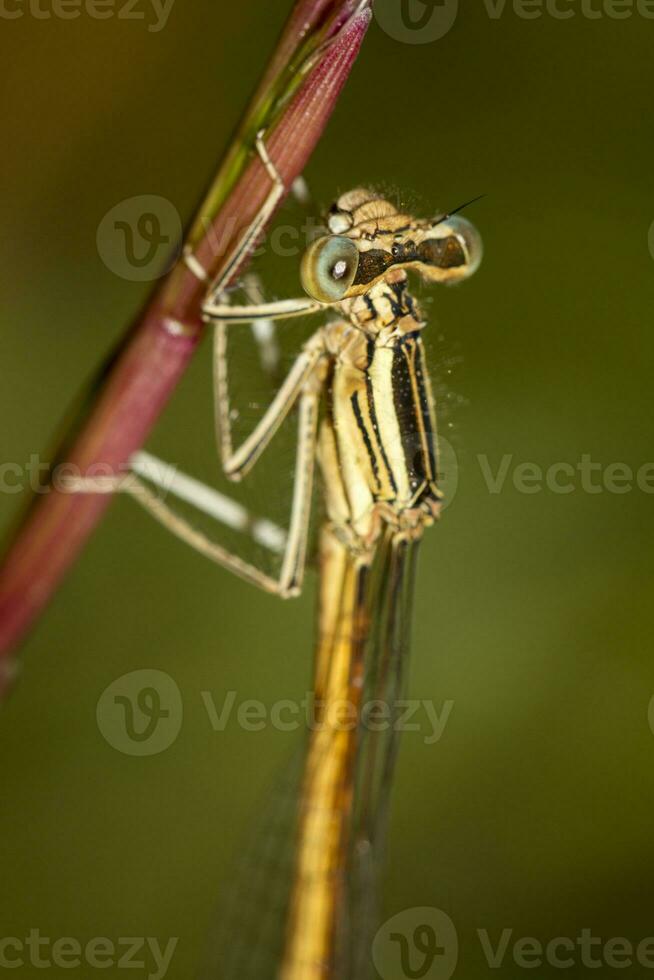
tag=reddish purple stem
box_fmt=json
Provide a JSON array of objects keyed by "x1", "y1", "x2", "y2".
[{"x1": 0, "y1": 4, "x2": 371, "y2": 694}]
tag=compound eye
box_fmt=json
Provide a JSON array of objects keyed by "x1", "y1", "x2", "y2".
[
  {"x1": 300, "y1": 236, "x2": 359, "y2": 303},
  {"x1": 417, "y1": 215, "x2": 483, "y2": 283},
  {"x1": 446, "y1": 216, "x2": 483, "y2": 278}
]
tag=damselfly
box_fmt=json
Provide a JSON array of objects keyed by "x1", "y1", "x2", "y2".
[{"x1": 70, "y1": 133, "x2": 482, "y2": 978}]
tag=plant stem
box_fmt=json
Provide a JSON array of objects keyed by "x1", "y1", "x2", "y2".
[{"x1": 0, "y1": 1, "x2": 372, "y2": 694}]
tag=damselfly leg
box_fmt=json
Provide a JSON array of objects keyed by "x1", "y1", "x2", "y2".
[
  {"x1": 66, "y1": 133, "x2": 330, "y2": 595},
  {"x1": 183, "y1": 129, "x2": 285, "y2": 297}
]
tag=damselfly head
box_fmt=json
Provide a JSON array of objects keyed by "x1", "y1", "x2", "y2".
[{"x1": 300, "y1": 189, "x2": 482, "y2": 305}]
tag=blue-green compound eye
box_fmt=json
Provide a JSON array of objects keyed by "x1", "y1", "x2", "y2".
[{"x1": 300, "y1": 236, "x2": 359, "y2": 303}]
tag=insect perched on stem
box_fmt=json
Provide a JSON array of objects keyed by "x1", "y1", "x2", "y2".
[{"x1": 70, "y1": 133, "x2": 482, "y2": 978}]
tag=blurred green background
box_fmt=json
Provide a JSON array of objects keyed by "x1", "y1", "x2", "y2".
[{"x1": 2, "y1": 1, "x2": 654, "y2": 977}]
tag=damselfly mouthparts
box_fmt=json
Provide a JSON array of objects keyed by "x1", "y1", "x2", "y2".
[{"x1": 70, "y1": 134, "x2": 482, "y2": 978}]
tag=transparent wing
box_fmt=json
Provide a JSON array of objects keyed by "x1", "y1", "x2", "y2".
[
  {"x1": 197, "y1": 746, "x2": 307, "y2": 980},
  {"x1": 340, "y1": 534, "x2": 420, "y2": 978}
]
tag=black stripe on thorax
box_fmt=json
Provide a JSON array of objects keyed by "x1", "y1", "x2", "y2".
[
  {"x1": 391, "y1": 333, "x2": 436, "y2": 492},
  {"x1": 413, "y1": 337, "x2": 437, "y2": 482},
  {"x1": 364, "y1": 337, "x2": 398, "y2": 496},
  {"x1": 350, "y1": 391, "x2": 381, "y2": 491}
]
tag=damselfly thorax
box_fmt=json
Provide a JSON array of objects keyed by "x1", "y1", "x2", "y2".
[
  {"x1": 305, "y1": 189, "x2": 480, "y2": 553},
  {"x1": 318, "y1": 288, "x2": 440, "y2": 551}
]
